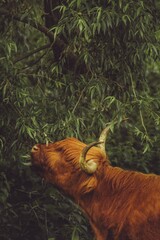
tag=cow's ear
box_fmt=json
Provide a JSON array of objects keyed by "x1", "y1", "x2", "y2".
[{"x1": 79, "y1": 176, "x2": 98, "y2": 194}]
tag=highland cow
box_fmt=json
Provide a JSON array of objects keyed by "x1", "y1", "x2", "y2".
[{"x1": 31, "y1": 127, "x2": 160, "y2": 240}]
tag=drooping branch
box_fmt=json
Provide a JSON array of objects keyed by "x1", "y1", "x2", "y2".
[
  {"x1": 13, "y1": 15, "x2": 68, "y2": 64},
  {"x1": 0, "y1": 9, "x2": 53, "y2": 41},
  {"x1": 13, "y1": 43, "x2": 51, "y2": 63},
  {"x1": 0, "y1": 10, "x2": 66, "y2": 51},
  {"x1": 1, "y1": 8, "x2": 87, "y2": 73},
  {"x1": 13, "y1": 16, "x2": 55, "y2": 42}
]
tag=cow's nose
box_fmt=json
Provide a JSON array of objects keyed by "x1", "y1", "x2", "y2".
[{"x1": 31, "y1": 145, "x2": 39, "y2": 152}]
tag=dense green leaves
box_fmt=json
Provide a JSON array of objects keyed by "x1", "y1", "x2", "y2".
[{"x1": 0, "y1": 0, "x2": 160, "y2": 239}]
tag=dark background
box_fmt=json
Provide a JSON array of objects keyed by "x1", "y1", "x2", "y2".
[{"x1": 0, "y1": 1, "x2": 160, "y2": 239}]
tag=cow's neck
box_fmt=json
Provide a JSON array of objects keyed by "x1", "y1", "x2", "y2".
[{"x1": 73, "y1": 166, "x2": 145, "y2": 240}]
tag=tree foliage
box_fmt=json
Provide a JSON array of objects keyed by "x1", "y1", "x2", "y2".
[{"x1": 0, "y1": 0, "x2": 160, "y2": 239}]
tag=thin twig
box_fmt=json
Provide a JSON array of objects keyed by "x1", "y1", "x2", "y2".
[
  {"x1": 13, "y1": 43, "x2": 51, "y2": 63},
  {"x1": 72, "y1": 88, "x2": 86, "y2": 114},
  {"x1": 140, "y1": 110, "x2": 148, "y2": 134},
  {"x1": 13, "y1": 16, "x2": 55, "y2": 41},
  {"x1": 0, "y1": 10, "x2": 66, "y2": 48},
  {"x1": 25, "y1": 50, "x2": 49, "y2": 67},
  {"x1": 1, "y1": 10, "x2": 87, "y2": 73}
]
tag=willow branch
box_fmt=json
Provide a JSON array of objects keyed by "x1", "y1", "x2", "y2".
[
  {"x1": 12, "y1": 15, "x2": 55, "y2": 41},
  {"x1": 0, "y1": 10, "x2": 66, "y2": 48},
  {"x1": 13, "y1": 43, "x2": 51, "y2": 63},
  {"x1": 1, "y1": 10, "x2": 87, "y2": 73}
]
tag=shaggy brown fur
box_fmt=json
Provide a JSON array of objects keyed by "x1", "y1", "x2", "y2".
[{"x1": 31, "y1": 138, "x2": 160, "y2": 240}]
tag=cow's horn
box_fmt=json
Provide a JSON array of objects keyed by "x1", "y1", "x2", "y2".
[
  {"x1": 98, "y1": 126, "x2": 110, "y2": 155},
  {"x1": 79, "y1": 141, "x2": 104, "y2": 174}
]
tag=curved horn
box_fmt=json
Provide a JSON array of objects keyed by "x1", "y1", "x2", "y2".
[
  {"x1": 79, "y1": 141, "x2": 104, "y2": 174},
  {"x1": 98, "y1": 126, "x2": 110, "y2": 154}
]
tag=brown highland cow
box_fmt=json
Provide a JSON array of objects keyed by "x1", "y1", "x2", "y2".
[{"x1": 31, "y1": 127, "x2": 160, "y2": 240}]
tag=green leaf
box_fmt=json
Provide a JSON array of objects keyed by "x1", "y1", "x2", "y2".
[{"x1": 71, "y1": 227, "x2": 80, "y2": 240}]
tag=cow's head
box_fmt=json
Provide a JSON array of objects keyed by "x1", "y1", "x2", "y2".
[{"x1": 31, "y1": 127, "x2": 110, "y2": 197}]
